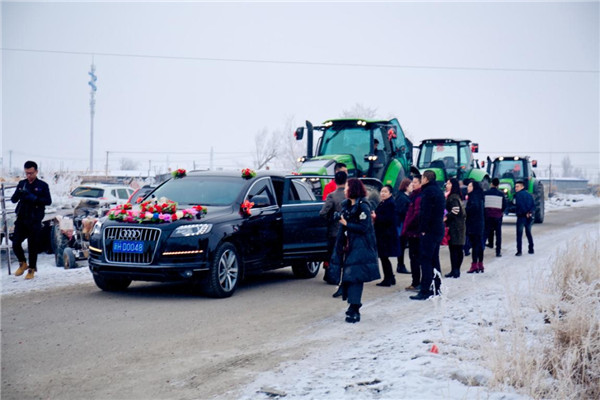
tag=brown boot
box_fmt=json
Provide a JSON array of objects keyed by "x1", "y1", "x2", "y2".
[
  {"x1": 15, "y1": 262, "x2": 28, "y2": 276},
  {"x1": 24, "y1": 268, "x2": 35, "y2": 280}
]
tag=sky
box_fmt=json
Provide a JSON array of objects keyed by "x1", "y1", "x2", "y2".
[{"x1": 1, "y1": 1, "x2": 599, "y2": 180}]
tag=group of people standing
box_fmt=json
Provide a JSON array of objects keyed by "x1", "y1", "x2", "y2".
[{"x1": 321, "y1": 162, "x2": 537, "y2": 323}]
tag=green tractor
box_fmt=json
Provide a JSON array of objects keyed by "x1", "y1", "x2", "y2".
[
  {"x1": 294, "y1": 118, "x2": 413, "y2": 196},
  {"x1": 486, "y1": 156, "x2": 545, "y2": 223},
  {"x1": 411, "y1": 138, "x2": 490, "y2": 188}
]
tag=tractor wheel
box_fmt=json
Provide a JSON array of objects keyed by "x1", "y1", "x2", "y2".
[{"x1": 534, "y1": 184, "x2": 545, "y2": 224}]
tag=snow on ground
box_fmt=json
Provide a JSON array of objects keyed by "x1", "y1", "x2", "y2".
[{"x1": 1, "y1": 194, "x2": 599, "y2": 400}]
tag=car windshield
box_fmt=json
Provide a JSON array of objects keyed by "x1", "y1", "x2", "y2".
[
  {"x1": 417, "y1": 142, "x2": 468, "y2": 170},
  {"x1": 319, "y1": 126, "x2": 382, "y2": 172},
  {"x1": 149, "y1": 176, "x2": 244, "y2": 206},
  {"x1": 71, "y1": 187, "x2": 105, "y2": 198},
  {"x1": 492, "y1": 160, "x2": 525, "y2": 179}
]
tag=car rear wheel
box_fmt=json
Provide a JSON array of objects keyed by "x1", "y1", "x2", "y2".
[
  {"x1": 203, "y1": 242, "x2": 240, "y2": 298},
  {"x1": 93, "y1": 274, "x2": 132, "y2": 292},
  {"x1": 292, "y1": 261, "x2": 321, "y2": 279}
]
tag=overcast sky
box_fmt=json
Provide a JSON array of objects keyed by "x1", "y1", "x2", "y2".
[{"x1": 1, "y1": 1, "x2": 598, "y2": 179}]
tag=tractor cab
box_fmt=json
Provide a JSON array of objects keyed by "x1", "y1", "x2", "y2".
[
  {"x1": 415, "y1": 139, "x2": 478, "y2": 183},
  {"x1": 487, "y1": 156, "x2": 544, "y2": 223},
  {"x1": 295, "y1": 118, "x2": 412, "y2": 189}
]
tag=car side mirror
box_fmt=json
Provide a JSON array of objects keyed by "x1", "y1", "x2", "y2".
[
  {"x1": 294, "y1": 127, "x2": 304, "y2": 141},
  {"x1": 251, "y1": 195, "x2": 271, "y2": 208}
]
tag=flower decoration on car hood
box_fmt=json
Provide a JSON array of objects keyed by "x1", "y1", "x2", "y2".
[
  {"x1": 172, "y1": 168, "x2": 187, "y2": 179},
  {"x1": 107, "y1": 197, "x2": 206, "y2": 224},
  {"x1": 241, "y1": 168, "x2": 256, "y2": 179},
  {"x1": 240, "y1": 200, "x2": 254, "y2": 216}
]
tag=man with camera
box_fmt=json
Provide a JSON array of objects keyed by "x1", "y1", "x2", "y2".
[{"x1": 11, "y1": 160, "x2": 52, "y2": 280}]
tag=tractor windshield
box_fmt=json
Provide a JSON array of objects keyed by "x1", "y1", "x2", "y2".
[
  {"x1": 319, "y1": 126, "x2": 385, "y2": 174},
  {"x1": 417, "y1": 142, "x2": 469, "y2": 171},
  {"x1": 492, "y1": 159, "x2": 525, "y2": 180}
]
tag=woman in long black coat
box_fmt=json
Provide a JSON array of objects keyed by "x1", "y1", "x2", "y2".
[
  {"x1": 465, "y1": 181, "x2": 485, "y2": 273},
  {"x1": 445, "y1": 178, "x2": 466, "y2": 278},
  {"x1": 330, "y1": 178, "x2": 380, "y2": 323},
  {"x1": 375, "y1": 184, "x2": 399, "y2": 286}
]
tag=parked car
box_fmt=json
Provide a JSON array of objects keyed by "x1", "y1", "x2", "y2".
[
  {"x1": 126, "y1": 185, "x2": 157, "y2": 204},
  {"x1": 88, "y1": 170, "x2": 329, "y2": 298},
  {"x1": 69, "y1": 184, "x2": 134, "y2": 207}
]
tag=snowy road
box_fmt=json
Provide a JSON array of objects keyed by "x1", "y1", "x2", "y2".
[{"x1": 1, "y1": 202, "x2": 599, "y2": 400}]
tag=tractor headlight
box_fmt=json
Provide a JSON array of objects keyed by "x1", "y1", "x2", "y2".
[{"x1": 171, "y1": 224, "x2": 212, "y2": 237}]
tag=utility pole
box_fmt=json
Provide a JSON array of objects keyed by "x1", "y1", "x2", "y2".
[{"x1": 88, "y1": 61, "x2": 97, "y2": 172}]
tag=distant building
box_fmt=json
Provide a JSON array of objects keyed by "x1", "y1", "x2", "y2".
[{"x1": 539, "y1": 177, "x2": 589, "y2": 194}]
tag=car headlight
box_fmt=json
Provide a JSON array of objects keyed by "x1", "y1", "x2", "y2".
[
  {"x1": 171, "y1": 224, "x2": 213, "y2": 237},
  {"x1": 92, "y1": 218, "x2": 103, "y2": 236}
]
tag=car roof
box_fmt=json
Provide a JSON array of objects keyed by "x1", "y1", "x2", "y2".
[
  {"x1": 186, "y1": 170, "x2": 289, "y2": 179},
  {"x1": 74, "y1": 183, "x2": 132, "y2": 189}
]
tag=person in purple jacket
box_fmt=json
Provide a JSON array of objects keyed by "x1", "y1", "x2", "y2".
[{"x1": 401, "y1": 174, "x2": 422, "y2": 292}]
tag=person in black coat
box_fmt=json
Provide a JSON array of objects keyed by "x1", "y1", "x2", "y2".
[
  {"x1": 466, "y1": 181, "x2": 485, "y2": 273},
  {"x1": 11, "y1": 160, "x2": 52, "y2": 280},
  {"x1": 330, "y1": 178, "x2": 380, "y2": 323},
  {"x1": 394, "y1": 178, "x2": 412, "y2": 274},
  {"x1": 514, "y1": 180, "x2": 535, "y2": 256},
  {"x1": 374, "y1": 185, "x2": 399, "y2": 286},
  {"x1": 410, "y1": 170, "x2": 445, "y2": 300},
  {"x1": 484, "y1": 177, "x2": 507, "y2": 257}
]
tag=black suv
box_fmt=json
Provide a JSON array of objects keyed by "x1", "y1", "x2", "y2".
[{"x1": 88, "y1": 171, "x2": 329, "y2": 297}]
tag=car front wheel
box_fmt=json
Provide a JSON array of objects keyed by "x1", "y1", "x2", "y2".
[
  {"x1": 93, "y1": 274, "x2": 132, "y2": 292},
  {"x1": 203, "y1": 242, "x2": 240, "y2": 298}
]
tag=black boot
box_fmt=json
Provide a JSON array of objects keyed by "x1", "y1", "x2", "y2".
[
  {"x1": 332, "y1": 286, "x2": 343, "y2": 298},
  {"x1": 345, "y1": 304, "x2": 361, "y2": 323},
  {"x1": 444, "y1": 270, "x2": 455, "y2": 278},
  {"x1": 396, "y1": 264, "x2": 410, "y2": 274}
]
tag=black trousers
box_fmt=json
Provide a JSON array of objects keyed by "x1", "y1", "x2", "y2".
[
  {"x1": 344, "y1": 281, "x2": 364, "y2": 306},
  {"x1": 469, "y1": 233, "x2": 484, "y2": 264},
  {"x1": 485, "y1": 217, "x2": 503, "y2": 254},
  {"x1": 407, "y1": 236, "x2": 421, "y2": 287},
  {"x1": 419, "y1": 234, "x2": 442, "y2": 296},
  {"x1": 516, "y1": 216, "x2": 534, "y2": 253},
  {"x1": 380, "y1": 257, "x2": 394, "y2": 281},
  {"x1": 12, "y1": 219, "x2": 42, "y2": 270},
  {"x1": 449, "y1": 244, "x2": 464, "y2": 273}
]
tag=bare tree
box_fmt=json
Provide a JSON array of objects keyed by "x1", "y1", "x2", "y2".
[
  {"x1": 120, "y1": 158, "x2": 140, "y2": 170},
  {"x1": 253, "y1": 127, "x2": 280, "y2": 170},
  {"x1": 340, "y1": 103, "x2": 378, "y2": 119},
  {"x1": 273, "y1": 116, "x2": 304, "y2": 172}
]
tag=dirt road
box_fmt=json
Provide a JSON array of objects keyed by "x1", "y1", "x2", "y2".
[{"x1": 2, "y1": 205, "x2": 598, "y2": 400}]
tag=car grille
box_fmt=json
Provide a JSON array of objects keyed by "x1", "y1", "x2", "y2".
[{"x1": 104, "y1": 227, "x2": 161, "y2": 265}]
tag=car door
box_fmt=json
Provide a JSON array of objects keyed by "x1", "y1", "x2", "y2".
[
  {"x1": 239, "y1": 177, "x2": 282, "y2": 271},
  {"x1": 281, "y1": 178, "x2": 328, "y2": 262}
]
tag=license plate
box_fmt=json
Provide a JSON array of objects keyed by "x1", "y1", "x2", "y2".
[{"x1": 112, "y1": 240, "x2": 144, "y2": 254}]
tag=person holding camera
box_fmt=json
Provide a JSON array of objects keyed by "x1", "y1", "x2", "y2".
[
  {"x1": 330, "y1": 178, "x2": 380, "y2": 323},
  {"x1": 11, "y1": 160, "x2": 52, "y2": 280}
]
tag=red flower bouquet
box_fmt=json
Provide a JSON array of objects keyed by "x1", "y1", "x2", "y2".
[
  {"x1": 240, "y1": 200, "x2": 254, "y2": 216},
  {"x1": 241, "y1": 168, "x2": 256, "y2": 179},
  {"x1": 107, "y1": 198, "x2": 206, "y2": 224},
  {"x1": 172, "y1": 168, "x2": 187, "y2": 179}
]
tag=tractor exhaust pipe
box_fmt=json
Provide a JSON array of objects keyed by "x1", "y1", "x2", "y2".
[{"x1": 306, "y1": 120, "x2": 314, "y2": 158}]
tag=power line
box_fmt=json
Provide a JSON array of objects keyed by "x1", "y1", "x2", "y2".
[{"x1": 2, "y1": 47, "x2": 598, "y2": 74}]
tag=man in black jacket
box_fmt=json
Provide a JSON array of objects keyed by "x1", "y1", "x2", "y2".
[
  {"x1": 11, "y1": 161, "x2": 52, "y2": 279},
  {"x1": 484, "y1": 178, "x2": 507, "y2": 257},
  {"x1": 514, "y1": 180, "x2": 535, "y2": 256},
  {"x1": 410, "y1": 170, "x2": 445, "y2": 300}
]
